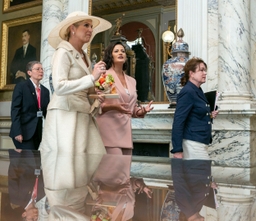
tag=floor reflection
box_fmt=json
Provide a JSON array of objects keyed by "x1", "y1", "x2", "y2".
[
  {"x1": 1, "y1": 150, "x2": 167, "y2": 221},
  {"x1": 86, "y1": 154, "x2": 152, "y2": 221}
]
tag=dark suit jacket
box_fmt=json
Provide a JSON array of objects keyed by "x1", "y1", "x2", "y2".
[
  {"x1": 10, "y1": 44, "x2": 37, "y2": 84},
  {"x1": 9, "y1": 79, "x2": 50, "y2": 148},
  {"x1": 8, "y1": 150, "x2": 45, "y2": 211},
  {"x1": 171, "y1": 81, "x2": 212, "y2": 153}
]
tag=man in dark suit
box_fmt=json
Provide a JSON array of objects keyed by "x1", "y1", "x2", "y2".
[
  {"x1": 10, "y1": 29, "x2": 37, "y2": 84},
  {"x1": 9, "y1": 61, "x2": 50, "y2": 151}
]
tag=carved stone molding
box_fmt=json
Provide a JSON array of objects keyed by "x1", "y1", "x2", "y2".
[
  {"x1": 92, "y1": 0, "x2": 175, "y2": 15},
  {"x1": 0, "y1": 117, "x2": 11, "y2": 129}
]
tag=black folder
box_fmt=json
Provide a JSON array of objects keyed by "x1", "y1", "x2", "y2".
[{"x1": 204, "y1": 90, "x2": 217, "y2": 111}]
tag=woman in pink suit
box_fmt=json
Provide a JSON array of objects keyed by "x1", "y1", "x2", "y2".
[{"x1": 96, "y1": 41, "x2": 154, "y2": 155}]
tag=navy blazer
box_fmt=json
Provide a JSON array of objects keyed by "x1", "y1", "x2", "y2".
[
  {"x1": 9, "y1": 79, "x2": 50, "y2": 142},
  {"x1": 8, "y1": 149, "x2": 45, "y2": 209},
  {"x1": 171, "y1": 81, "x2": 212, "y2": 153}
]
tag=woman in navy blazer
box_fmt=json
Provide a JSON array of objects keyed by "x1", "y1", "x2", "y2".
[
  {"x1": 171, "y1": 58, "x2": 218, "y2": 221},
  {"x1": 9, "y1": 61, "x2": 50, "y2": 150}
]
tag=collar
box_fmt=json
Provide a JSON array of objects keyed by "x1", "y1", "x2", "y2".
[
  {"x1": 29, "y1": 78, "x2": 40, "y2": 89},
  {"x1": 57, "y1": 40, "x2": 91, "y2": 70},
  {"x1": 187, "y1": 80, "x2": 203, "y2": 92},
  {"x1": 23, "y1": 43, "x2": 29, "y2": 48}
]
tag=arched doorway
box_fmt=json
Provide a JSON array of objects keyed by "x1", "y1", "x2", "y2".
[{"x1": 121, "y1": 22, "x2": 156, "y2": 101}]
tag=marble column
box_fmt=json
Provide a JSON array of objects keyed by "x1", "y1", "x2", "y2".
[
  {"x1": 207, "y1": 0, "x2": 219, "y2": 91},
  {"x1": 250, "y1": 0, "x2": 256, "y2": 99},
  {"x1": 177, "y1": 0, "x2": 214, "y2": 92},
  {"x1": 217, "y1": 187, "x2": 254, "y2": 221},
  {"x1": 176, "y1": 0, "x2": 208, "y2": 59},
  {"x1": 218, "y1": 0, "x2": 252, "y2": 103},
  {"x1": 41, "y1": 0, "x2": 68, "y2": 92},
  {"x1": 40, "y1": 0, "x2": 90, "y2": 92}
]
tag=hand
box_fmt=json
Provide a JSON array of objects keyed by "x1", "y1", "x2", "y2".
[
  {"x1": 211, "y1": 110, "x2": 219, "y2": 119},
  {"x1": 138, "y1": 100, "x2": 154, "y2": 116},
  {"x1": 173, "y1": 152, "x2": 183, "y2": 158},
  {"x1": 134, "y1": 178, "x2": 145, "y2": 194},
  {"x1": 96, "y1": 93, "x2": 105, "y2": 103},
  {"x1": 143, "y1": 186, "x2": 153, "y2": 198},
  {"x1": 92, "y1": 61, "x2": 107, "y2": 80},
  {"x1": 144, "y1": 100, "x2": 154, "y2": 113},
  {"x1": 15, "y1": 149, "x2": 22, "y2": 153},
  {"x1": 22, "y1": 203, "x2": 38, "y2": 221},
  {"x1": 15, "y1": 135, "x2": 23, "y2": 143}
]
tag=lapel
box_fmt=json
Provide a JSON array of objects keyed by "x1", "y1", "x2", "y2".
[
  {"x1": 40, "y1": 85, "x2": 46, "y2": 108},
  {"x1": 58, "y1": 41, "x2": 90, "y2": 75},
  {"x1": 27, "y1": 79, "x2": 38, "y2": 108},
  {"x1": 188, "y1": 81, "x2": 208, "y2": 103},
  {"x1": 72, "y1": 49, "x2": 89, "y2": 72},
  {"x1": 111, "y1": 69, "x2": 131, "y2": 103}
]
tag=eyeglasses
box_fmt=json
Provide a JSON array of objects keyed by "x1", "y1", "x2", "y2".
[{"x1": 31, "y1": 67, "x2": 44, "y2": 71}]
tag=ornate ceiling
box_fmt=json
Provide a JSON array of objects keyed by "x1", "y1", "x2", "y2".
[{"x1": 92, "y1": 0, "x2": 176, "y2": 15}]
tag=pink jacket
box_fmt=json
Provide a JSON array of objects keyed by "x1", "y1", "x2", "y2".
[{"x1": 96, "y1": 69, "x2": 141, "y2": 148}]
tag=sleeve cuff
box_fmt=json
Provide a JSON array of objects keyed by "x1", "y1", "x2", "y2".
[{"x1": 90, "y1": 75, "x2": 95, "y2": 82}]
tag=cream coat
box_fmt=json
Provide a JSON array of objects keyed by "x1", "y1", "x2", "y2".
[{"x1": 39, "y1": 40, "x2": 106, "y2": 214}]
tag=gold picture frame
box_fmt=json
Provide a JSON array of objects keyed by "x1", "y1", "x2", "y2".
[
  {"x1": 0, "y1": 14, "x2": 42, "y2": 91},
  {"x1": 3, "y1": 0, "x2": 42, "y2": 13}
]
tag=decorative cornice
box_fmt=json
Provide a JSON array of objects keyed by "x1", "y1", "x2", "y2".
[{"x1": 92, "y1": 0, "x2": 175, "y2": 15}]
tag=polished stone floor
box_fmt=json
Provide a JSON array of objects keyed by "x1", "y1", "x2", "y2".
[{"x1": 0, "y1": 151, "x2": 170, "y2": 221}]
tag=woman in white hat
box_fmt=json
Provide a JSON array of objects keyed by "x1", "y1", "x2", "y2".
[{"x1": 39, "y1": 11, "x2": 111, "y2": 219}]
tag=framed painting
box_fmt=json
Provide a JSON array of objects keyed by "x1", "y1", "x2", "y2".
[
  {"x1": 3, "y1": 0, "x2": 42, "y2": 13},
  {"x1": 0, "y1": 14, "x2": 42, "y2": 90}
]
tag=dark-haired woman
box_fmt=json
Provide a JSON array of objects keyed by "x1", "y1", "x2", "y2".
[
  {"x1": 96, "y1": 41, "x2": 154, "y2": 155},
  {"x1": 171, "y1": 57, "x2": 218, "y2": 221}
]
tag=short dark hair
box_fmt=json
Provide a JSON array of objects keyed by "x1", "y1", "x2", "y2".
[
  {"x1": 180, "y1": 57, "x2": 207, "y2": 86},
  {"x1": 22, "y1": 29, "x2": 30, "y2": 35},
  {"x1": 26, "y1": 61, "x2": 42, "y2": 72},
  {"x1": 103, "y1": 41, "x2": 128, "y2": 71}
]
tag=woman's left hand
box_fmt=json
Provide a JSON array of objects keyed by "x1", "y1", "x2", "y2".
[
  {"x1": 211, "y1": 110, "x2": 219, "y2": 119},
  {"x1": 138, "y1": 100, "x2": 154, "y2": 116},
  {"x1": 145, "y1": 100, "x2": 154, "y2": 112}
]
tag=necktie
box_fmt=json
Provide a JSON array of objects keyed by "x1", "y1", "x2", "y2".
[
  {"x1": 25, "y1": 176, "x2": 38, "y2": 209},
  {"x1": 36, "y1": 87, "x2": 41, "y2": 109},
  {"x1": 23, "y1": 46, "x2": 26, "y2": 57},
  {"x1": 31, "y1": 177, "x2": 38, "y2": 203}
]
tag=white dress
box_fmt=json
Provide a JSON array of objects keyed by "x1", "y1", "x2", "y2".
[{"x1": 39, "y1": 40, "x2": 106, "y2": 216}]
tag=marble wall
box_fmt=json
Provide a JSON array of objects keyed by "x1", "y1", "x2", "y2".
[{"x1": 1, "y1": 0, "x2": 256, "y2": 220}]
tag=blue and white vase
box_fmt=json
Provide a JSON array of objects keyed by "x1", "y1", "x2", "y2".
[{"x1": 161, "y1": 29, "x2": 190, "y2": 107}]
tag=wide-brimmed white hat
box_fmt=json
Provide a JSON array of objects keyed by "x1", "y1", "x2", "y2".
[{"x1": 48, "y1": 11, "x2": 112, "y2": 49}]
